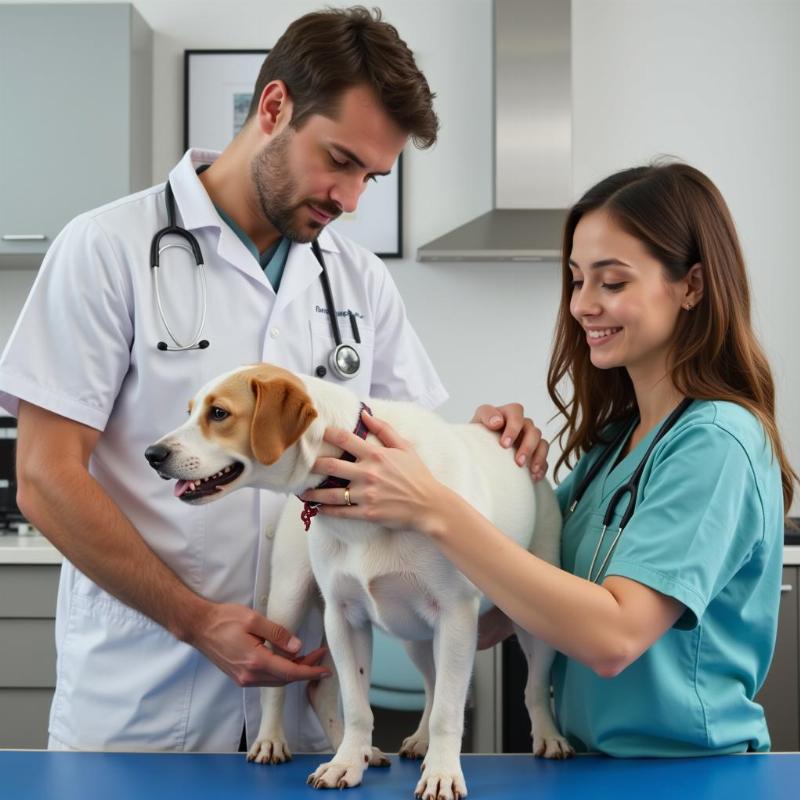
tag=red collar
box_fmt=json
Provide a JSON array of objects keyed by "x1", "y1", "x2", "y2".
[{"x1": 299, "y1": 402, "x2": 372, "y2": 532}]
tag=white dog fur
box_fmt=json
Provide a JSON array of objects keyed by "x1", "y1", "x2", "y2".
[{"x1": 147, "y1": 363, "x2": 572, "y2": 799}]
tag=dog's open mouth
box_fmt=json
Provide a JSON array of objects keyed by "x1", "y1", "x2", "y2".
[{"x1": 173, "y1": 462, "x2": 244, "y2": 502}]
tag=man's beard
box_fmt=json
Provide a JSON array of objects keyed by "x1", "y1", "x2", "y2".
[{"x1": 250, "y1": 129, "x2": 340, "y2": 243}]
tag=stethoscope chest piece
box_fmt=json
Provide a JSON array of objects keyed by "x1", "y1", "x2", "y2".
[{"x1": 329, "y1": 343, "x2": 360, "y2": 380}]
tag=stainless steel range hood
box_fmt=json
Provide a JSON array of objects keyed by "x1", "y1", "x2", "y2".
[{"x1": 417, "y1": 0, "x2": 570, "y2": 262}]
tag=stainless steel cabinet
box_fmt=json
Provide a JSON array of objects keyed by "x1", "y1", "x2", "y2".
[
  {"x1": 0, "y1": 3, "x2": 152, "y2": 269},
  {"x1": 756, "y1": 566, "x2": 800, "y2": 751}
]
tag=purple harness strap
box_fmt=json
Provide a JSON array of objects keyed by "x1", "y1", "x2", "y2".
[{"x1": 299, "y1": 402, "x2": 372, "y2": 532}]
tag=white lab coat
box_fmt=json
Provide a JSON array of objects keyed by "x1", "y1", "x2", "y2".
[{"x1": 0, "y1": 149, "x2": 447, "y2": 752}]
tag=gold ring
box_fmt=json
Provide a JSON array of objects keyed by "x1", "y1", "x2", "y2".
[{"x1": 344, "y1": 488, "x2": 352, "y2": 506}]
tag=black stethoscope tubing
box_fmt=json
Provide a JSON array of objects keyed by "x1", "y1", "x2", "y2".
[
  {"x1": 312, "y1": 239, "x2": 362, "y2": 379},
  {"x1": 151, "y1": 166, "x2": 361, "y2": 379},
  {"x1": 568, "y1": 396, "x2": 694, "y2": 583}
]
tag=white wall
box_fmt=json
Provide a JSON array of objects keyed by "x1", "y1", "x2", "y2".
[
  {"x1": 572, "y1": 0, "x2": 800, "y2": 512},
  {"x1": 1, "y1": 0, "x2": 797, "y2": 511}
]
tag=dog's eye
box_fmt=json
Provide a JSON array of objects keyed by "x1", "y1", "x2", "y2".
[{"x1": 209, "y1": 406, "x2": 229, "y2": 421}]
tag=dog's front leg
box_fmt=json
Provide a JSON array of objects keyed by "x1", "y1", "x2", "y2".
[
  {"x1": 248, "y1": 579, "x2": 317, "y2": 763},
  {"x1": 415, "y1": 598, "x2": 479, "y2": 800},
  {"x1": 308, "y1": 606, "x2": 374, "y2": 789},
  {"x1": 249, "y1": 510, "x2": 318, "y2": 765}
]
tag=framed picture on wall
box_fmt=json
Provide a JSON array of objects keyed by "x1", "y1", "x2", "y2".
[{"x1": 184, "y1": 49, "x2": 403, "y2": 258}]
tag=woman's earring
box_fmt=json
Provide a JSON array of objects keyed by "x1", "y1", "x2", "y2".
[{"x1": 684, "y1": 303, "x2": 693, "y2": 310}]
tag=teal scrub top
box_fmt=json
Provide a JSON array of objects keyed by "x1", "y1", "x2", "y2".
[
  {"x1": 215, "y1": 205, "x2": 290, "y2": 291},
  {"x1": 552, "y1": 400, "x2": 784, "y2": 757}
]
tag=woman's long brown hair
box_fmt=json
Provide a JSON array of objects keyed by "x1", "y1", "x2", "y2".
[{"x1": 547, "y1": 162, "x2": 797, "y2": 514}]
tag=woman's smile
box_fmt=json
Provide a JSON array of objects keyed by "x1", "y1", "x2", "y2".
[{"x1": 585, "y1": 326, "x2": 623, "y2": 346}]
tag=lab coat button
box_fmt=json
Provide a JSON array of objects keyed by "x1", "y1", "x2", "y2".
[
  {"x1": 259, "y1": 594, "x2": 269, "y2": 607},
  {"x1": 270, "y1": 328, "x2": 280, "y2": 339},
  {"x1": 264, "y1": 527, "x2": 274, "y2": 539}
]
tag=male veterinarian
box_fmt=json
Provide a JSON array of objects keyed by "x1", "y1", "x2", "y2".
[{"x1": 0, "y1": 8, "x2": 545, "y2": 753}]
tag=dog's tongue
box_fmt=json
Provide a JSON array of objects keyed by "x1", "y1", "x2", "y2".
[{"x1": 174, "y1": 480, "x2": 191, "y2": 498}]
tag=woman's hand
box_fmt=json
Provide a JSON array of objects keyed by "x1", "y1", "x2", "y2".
[
  {"x1": 300, "y1": 411, "x2": 448, "y2": 535},
  {"x1": 471, "y1": 403, "x2": 549, "y2": 480}
]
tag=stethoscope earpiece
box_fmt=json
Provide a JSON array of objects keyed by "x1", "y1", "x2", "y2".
[{"x1": 157, "y1": 339, "x2": 209, "y2": 352}]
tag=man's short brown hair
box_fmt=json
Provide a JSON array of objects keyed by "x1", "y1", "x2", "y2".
[{"x1": 247, "y1": 6, "x2": 438, "y2": 149}]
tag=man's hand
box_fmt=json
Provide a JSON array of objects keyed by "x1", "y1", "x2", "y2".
[
  {"x1": 477, "y1": 605, "x2": 515, "y2": 650},
  {"x1": 471, "y1": 403, "x2": 549, "y2": 480},
  {"x1": 189, "y1": 602, "x2": 332, "y2": 687}
]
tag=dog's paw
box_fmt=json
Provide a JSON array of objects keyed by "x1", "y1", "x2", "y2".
[
  {"x1": 247, "y1": 736, "x2": 292, "y2": 765},
  {"x1": 369, "y1": 746, "x2": 391, "y2": 767},
  {"x1": 533, "y1": 733, "x2": 574, "y2": 760},
  {"x1": 414, "y1": 757, "x2": 467, "y2": 800},
  {"x1": 399, "y1": 732, "x2": 429, "y2": 760},
  {"x1": 307, "y1": 757, "x2": 367, "y2": 789}
]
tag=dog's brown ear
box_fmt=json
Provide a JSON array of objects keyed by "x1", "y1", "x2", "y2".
[{"x1": 249, "y1": 377, "x2": 318, "y2": 465}]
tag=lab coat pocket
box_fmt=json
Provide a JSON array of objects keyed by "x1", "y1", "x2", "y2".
[
  {"x1": 309, "y1": 316, "x2": 375, "y2": 397},
  {"x1": 51, "y1": 591, "x2": 195, "y2": 749}
]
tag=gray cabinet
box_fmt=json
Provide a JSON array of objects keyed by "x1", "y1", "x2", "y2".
[
  {"x1": 0, "y1": 564, "x2": 60, "y2": 748},
  {"x1": 756, "y1": 566, "x2": 800, "y2": 751},
  {"x1": 0, "y1": 3, "x2": 152, "y2": 269}
]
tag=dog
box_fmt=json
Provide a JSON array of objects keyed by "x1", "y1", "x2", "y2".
[{"x1": 146, "y1": 363, "x2": 572, "y2": 799}]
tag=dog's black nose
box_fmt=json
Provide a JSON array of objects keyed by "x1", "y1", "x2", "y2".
[{"x1": 144, "y1": 444, "x2": 171, "y2": 468}]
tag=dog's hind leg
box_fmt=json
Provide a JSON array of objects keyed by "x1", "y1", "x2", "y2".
[
  {"x1": 398, "y1": 638, "x2": 435, "y2": 760},
  {"x1": 512, "y1": 479, "x2": 572, "y2": 758},
  {"x1": 512, "y1": 627, "x2": 574, "y2": 759}
]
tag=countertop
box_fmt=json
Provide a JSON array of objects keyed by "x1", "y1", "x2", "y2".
[
  {"x1": 782, "y1": 545, "x2": 800, "y2": 566},
  {"x1": 0, "y1": 533, "x2": 62, "y2": 564},
  {"x1": 2, "y1": 751, "x2": 800, "y2": 800},
  {"x1": 2, "y1": 534, "x2": 800, "y2": 566}
]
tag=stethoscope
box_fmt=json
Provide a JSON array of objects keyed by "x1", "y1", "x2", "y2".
[
  {"x1": 149, "y1": 165, "x2": 362, "y2": 380},
  {"x1": 566, "y1": 397, "x2": 694, "y2": 583}
]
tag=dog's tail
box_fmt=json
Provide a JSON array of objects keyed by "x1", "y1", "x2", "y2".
[{"x1": 529, "y1": 480, "x2": 563, "y2": 568}]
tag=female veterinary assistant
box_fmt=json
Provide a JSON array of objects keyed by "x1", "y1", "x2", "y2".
[
  {"x1": 552, "y1": 400, "x2": 783, "y2": 755},
  {"x1": 301, "y1": 162, "x2": 796, "y2": 757}
]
